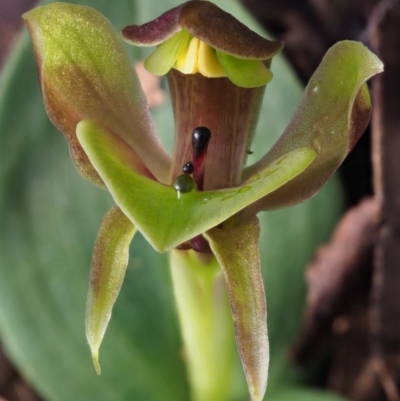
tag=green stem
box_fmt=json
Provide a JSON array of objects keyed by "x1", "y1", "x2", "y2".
[{"x1": 170, "y1": 250, "x2": 235, "y2": 401}]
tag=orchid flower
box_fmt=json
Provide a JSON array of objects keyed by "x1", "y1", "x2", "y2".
[{"x1": 23, "y1": 2, "x2": 383, "y2": 401}]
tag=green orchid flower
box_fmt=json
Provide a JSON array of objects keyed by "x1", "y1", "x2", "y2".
[{"x1": 23, "y1": 2, "x2": 383, "y2": 401}]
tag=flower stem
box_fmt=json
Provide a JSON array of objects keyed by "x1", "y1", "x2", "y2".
[{"x1": 170, "y1": 250, "x2": 235, "y2": 401}]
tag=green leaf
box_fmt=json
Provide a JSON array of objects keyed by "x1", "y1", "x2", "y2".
[
  {"x1": 267, "y1": 387, "x2": 348, "y2": 401},
  {"x1": 85, "y1": 205, "x2": 137, "y2": 375},
  {"x1": 77, "y1": 120, "x2": 316, "y2": 251},
  {"x1": 205, "y1": 217, "x2": 268, "y2": 401}
]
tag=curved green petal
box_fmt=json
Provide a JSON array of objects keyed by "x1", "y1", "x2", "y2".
[
  {"x1": 85, "y1": 205, "x2": 137, "y2": 375},
  {"x1": 242, "y1": 41, "x2": 383, "y2": 215},
  {"x1": 217, "y1": 50, "x2": 273, "y2": 88},
  {"x1": 23, "y1": 3, "x2": 171, "y2": 184},
  {"x1": 205, "y1": 217, "x2": 268, "y2": 401},
  {"x1": 144, "y1": 30, "x2": 191, "y2": 76},
  {"x1": 77, "y1": 120, "x2": 316, "y2": 252}
]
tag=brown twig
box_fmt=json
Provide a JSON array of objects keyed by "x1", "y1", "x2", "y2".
[
  {"x1": 292, "y1": 198, "x2": 380, "y2": 365},
  {"x1": 369, "y1": 1, "x2": 400, "y2": 400}
]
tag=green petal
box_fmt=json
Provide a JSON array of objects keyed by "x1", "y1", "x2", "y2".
[
  {"x1": 144, "y1": 30, "x2": 190, "y2": 76},
  {"x1": 23, "y1": 3, "x2": 171, "y2": 184},
  {"x1": 77, "y1": 120, "x2": 316, "y2": 251},
  {"x1": 205, "y1": 217, "x2": 268, "y2": 401},
  {"x1": 217, "y1": 51, "x2": 273, "y2": 88},
  {"x1": 85, "y1": 205, "x2": 137, "y2": 375},
  {"x1": 242, "y1": 41, "x2": 383, "y2": 214}
]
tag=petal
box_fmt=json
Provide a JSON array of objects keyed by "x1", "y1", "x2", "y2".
[
  {"x1": 144, "y1": 30, "x2": 191, "y2": 76},
  {"x1": 77, "y1": 120, "x2": 316, "y2": 251},
  {"x1": 122, "y1": 4, "x2": 183, "y2": 46},
  {"x1": 85, "y1": 205, "x2": 137, "y2": 374},
  {"x1": 123, "y1": 1, "x2": 283, "y2": 60},
  {"x1": 242, "y1": 41, "x2": 383, "y2": 214},
  {"x1": 178, "y1": 1, "x2": 283, "y2": 60},
  {"x1": 204, "y1": 216, "x2": 268, "y2": 401},
  {"x1": 216, "y1": 50, "x2": 273, "y2": 88},
  {"x1": 23, "y1": 3, "x2": 171, "y2": 184},
  {"x1": 197, "y1": 41, "x2": 226, "y2": 77},
  {"x1": 175, "y1": 35, "x2": 201, "y2": 74},
  {"x1": 156, "y1": 34, "x2": 227, "y2": 78}
]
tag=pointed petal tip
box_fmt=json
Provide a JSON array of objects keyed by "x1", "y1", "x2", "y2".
[
  {"x1": 249, "y1": 385, "x2": 266, "y2": 401},
  {"x1": 336, "y1": 40, "x2": 384, "y2": 72},
  {"x1": 85, "y1": 205, "x2": 136, "y2": 377},
  {"x1": 91, "y1": 349, "x2": 101, "y2": 375},
  {"x1": 21, "y1": 5, "x2": 41, "y2": 20},
  {"x1": 205, "y1": 217, "x2": 269, "y2": 401}
]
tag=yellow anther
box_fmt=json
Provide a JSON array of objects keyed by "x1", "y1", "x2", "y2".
[
  {"x1": 175, "y1": 35, "x2": 226, "y2": 78},
  {"x1": 198, "y1": 41, "x2": 226, "y2": 78},
  {"x1": 176, "y1": 36, "x2": 200, "y2": 74}
]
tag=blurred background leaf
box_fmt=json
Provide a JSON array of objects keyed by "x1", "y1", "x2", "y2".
[
  {"x1": 0, "y1": 0, "x2": 343, "y2": 400},
  {"x1": 269, "y1": 387, "x2": 347, "y2": 401}
]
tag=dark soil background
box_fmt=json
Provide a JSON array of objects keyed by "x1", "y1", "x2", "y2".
[{"x1": 0, "y1": 0, "x2": 399, "y2": 400}]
